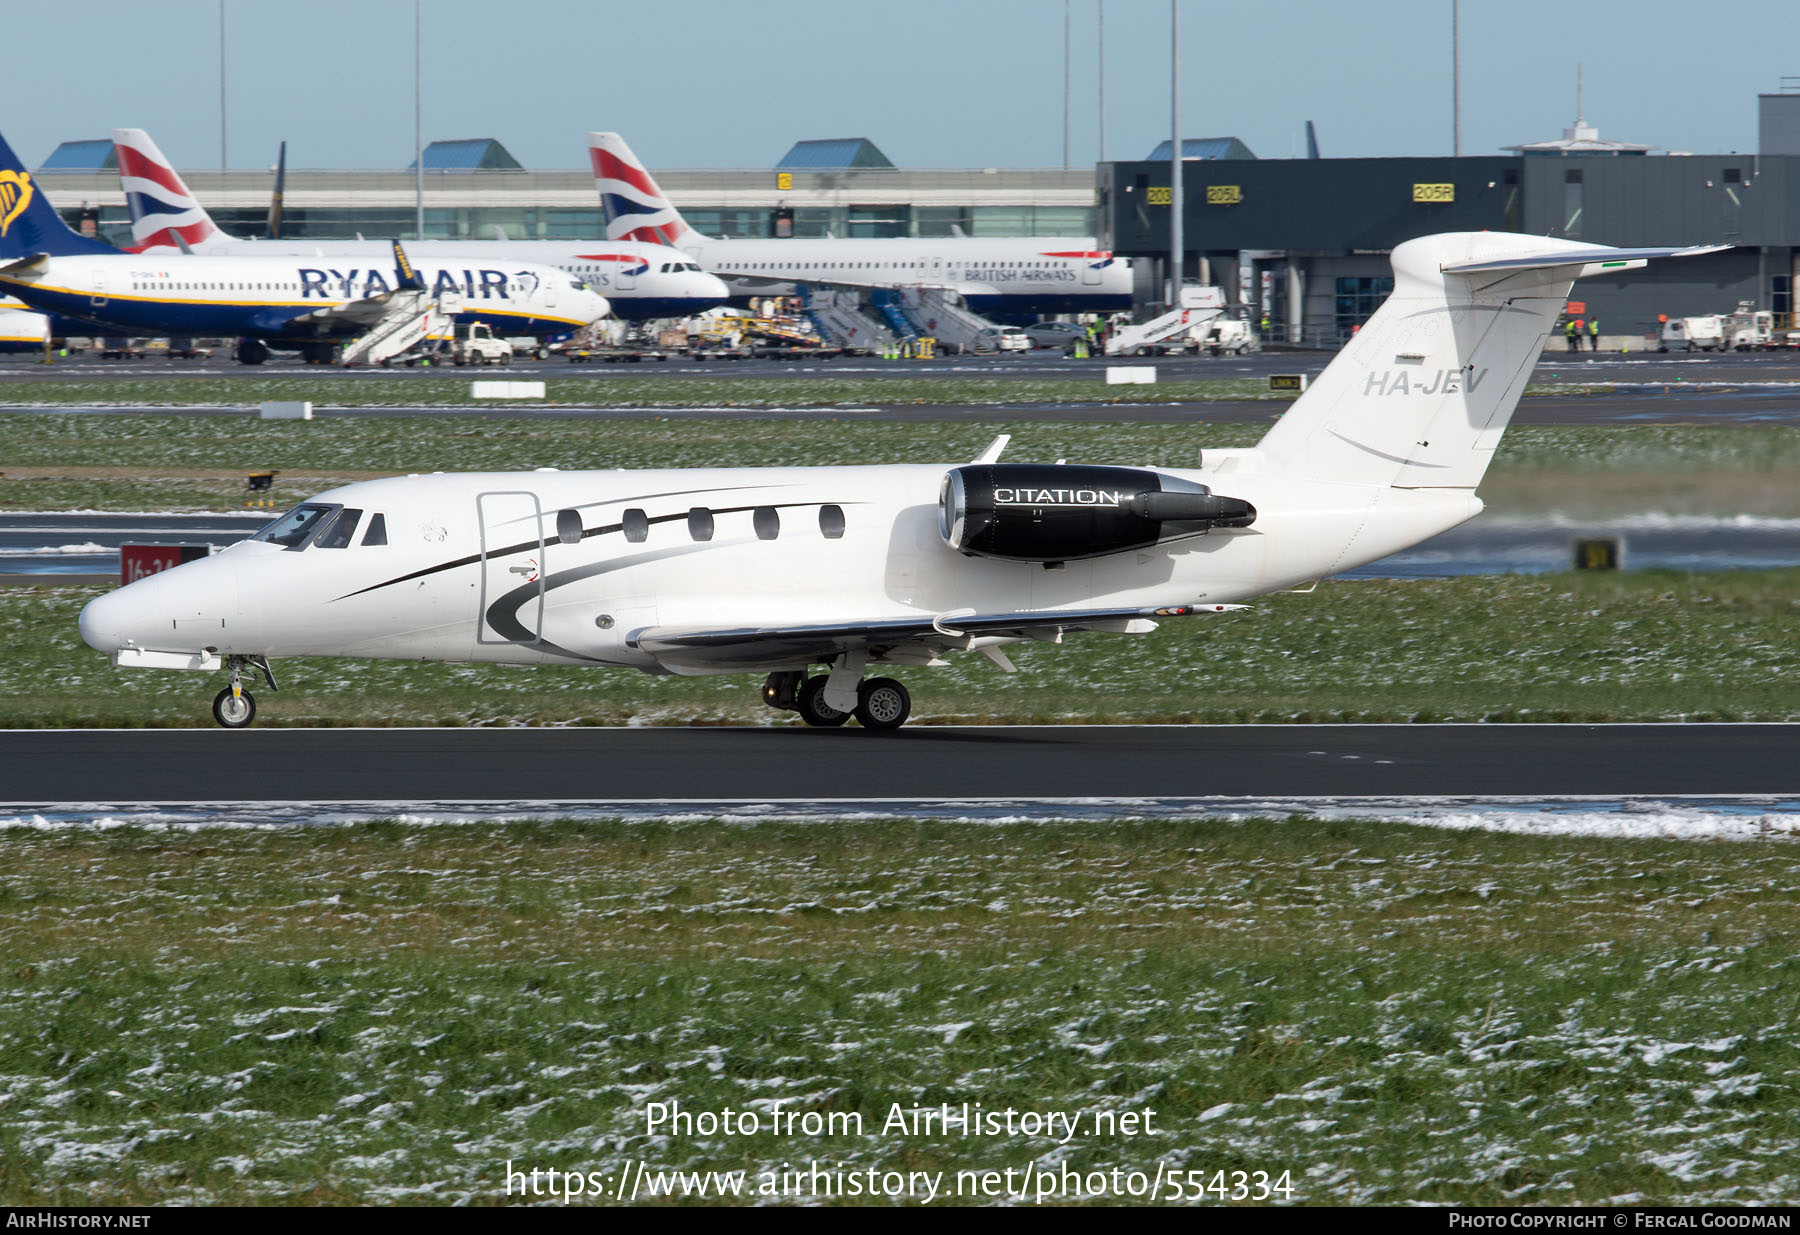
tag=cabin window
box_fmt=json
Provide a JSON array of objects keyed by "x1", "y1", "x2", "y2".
[
  {"x1": 555, "y1": 508, "x2": 583, "y2": 545},
  {"x1": 622, "y1": 508, "x2": 649, "y2": 542},
  {"x1": 361, "y1": 513, "x2": 388, "y2": 546},
  {"x1": 313, "y1": 508, "x2": 363, "y2": 549},
  {"x1": 753, "y1": 506, "x2": 780, "y2": 540},
  {"x1": 687, "y1": 507, "x2": 714, "y2": 542},
  {"x1": 251, "y1": 502, "x2": 338, "y2": 550},
  {"x1": 819, "y1": 504, "x2": 845, "y2": 539}
]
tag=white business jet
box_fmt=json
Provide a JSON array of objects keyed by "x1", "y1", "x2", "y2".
[{"x1": 78, "y1": 231, "x2": 1720, "y2": 728}]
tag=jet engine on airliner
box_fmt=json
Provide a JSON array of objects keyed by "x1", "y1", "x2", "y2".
[{"x1": 939, "y1": 464, "x2": 1255, "y2": 563}]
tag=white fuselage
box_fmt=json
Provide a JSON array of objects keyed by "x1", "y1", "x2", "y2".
[
  {"x1": 1, "y1": 253, "x2": 610, "y2": 341},
  {"x1": 151, "y1": 237, "x2": 729, "y2": 323},
  {"x1": 679, "y1": 236, "x2": 1133, "y2": 316},
  {"x1": 79, "y1": 463, "x2": 1480, "y2": 677}
]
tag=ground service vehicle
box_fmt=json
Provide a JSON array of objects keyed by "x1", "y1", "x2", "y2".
[{"x1": 449, "y1": 322, "x2": 513, "y2": 366}]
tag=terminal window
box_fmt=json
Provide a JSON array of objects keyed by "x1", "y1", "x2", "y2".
[{"x1": 1335, "y1": 277, "x2": 1392, "y2": 340}]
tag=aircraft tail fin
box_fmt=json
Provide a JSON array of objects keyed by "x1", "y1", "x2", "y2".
[
  {"x1": 586, "y1": 131, "x2": 705, "y2": 246},
  {"x1": 0, "y1": 131, "x2": 115, "y2": 260},
  {"x1": 111, "y1": 129, "x2": 229, "y2": 252},
  {"x1": 1253, "y1": 232, "x2": 1725, "y2": 490}
]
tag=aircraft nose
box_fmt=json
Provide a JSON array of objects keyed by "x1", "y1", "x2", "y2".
[{"x1": 79, "y1": 574, "x2": 164, "y2": 653}]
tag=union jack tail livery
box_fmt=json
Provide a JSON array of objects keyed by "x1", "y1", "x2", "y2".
[
  {"x1": 112, "y1": 129, "x2": 226, "y2": 253},
  {"x1": 587, "y1": 132, "x2": 702, "y2": 248}
]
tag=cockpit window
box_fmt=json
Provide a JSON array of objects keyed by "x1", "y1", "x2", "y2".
[
  {"x1": 251, "y1": 503, "x2": 339, "y2": 549},
  {"x1": 313, "y1": 508, "x2": 363, "y2": 549},
  {"x1": 361, "y1": 513, "x2": 388, "y2": 546},
  {"x1": 569, "y1": 281, "x2": 587, "y2": 291}
]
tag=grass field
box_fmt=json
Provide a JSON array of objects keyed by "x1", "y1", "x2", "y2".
[
  {"x1": 2, "y1": 816, "x2": 1796, "y2": 1205},
  {"x1": 6, "y1": 569, "x2": 1798, "y2": 728},
  {"x1": 6, "y1": 417, "x2": 1800, "y2": 516}
]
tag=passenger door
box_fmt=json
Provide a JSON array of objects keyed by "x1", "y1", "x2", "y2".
[{"x1": 477, "y1": 491, "x2": 545, "y2": 644}]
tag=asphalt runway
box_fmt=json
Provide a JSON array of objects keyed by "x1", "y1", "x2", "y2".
[{"x1": 4, "y1": 724, "x2": 1795, "y2": 803}]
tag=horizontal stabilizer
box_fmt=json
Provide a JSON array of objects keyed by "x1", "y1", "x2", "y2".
[{"x1": 1441, "y1": 244, "x2": 1729, "y2": 275}]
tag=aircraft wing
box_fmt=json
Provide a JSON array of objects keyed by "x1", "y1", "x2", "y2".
[
  {"x1": 633, "y1": 602, "x2": 1244, "y2": 669},
  {"x1": 283, "y1": 289, "x2": 405, "y2": 329}
]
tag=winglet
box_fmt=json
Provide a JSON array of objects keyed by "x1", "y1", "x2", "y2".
[
  {"x1": 392, "y1": 239, "x2": 424, "y2": 291},
  {"x1": 971, "y1": 433, "x2": 1010, "y2": 464}
]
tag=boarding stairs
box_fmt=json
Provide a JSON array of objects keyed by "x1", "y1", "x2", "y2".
[
  {"x1": 898, "y1": 286, "x2": 1007, "y2": 355},
  {"x1": 868, "y1": 287, "x2": 925, "y2": 341},
  {"x1": 800, "y1": 287, "x2": 896, "y2": 351},
  {"x1": 1104, "y1": 286, "x2": 1225, "y2": 356},
  {"x1": 339, "y1": 291, "x2": 454, "y2": 366}
]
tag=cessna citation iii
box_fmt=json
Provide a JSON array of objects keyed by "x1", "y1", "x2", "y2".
[
  {"x1": 78, "y1": 231, "x2": 1718, "y2": 729},
  {"x1": 0, "y1": 134, "x2": 609, "y2": 362},
  {"x1": 111, "y1": 128, "x2": 729, "y2": 352},
  {"x1": 588, "y1": 131, "x2": 1133, "y2": 316}
]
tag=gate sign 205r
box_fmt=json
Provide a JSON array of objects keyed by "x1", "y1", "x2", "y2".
[{"x1": 1413, "y1": 183, "x2": 1455, "y2": 203}]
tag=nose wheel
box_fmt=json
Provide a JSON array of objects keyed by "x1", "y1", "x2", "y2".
[
  {"x1": 210, "y1": 655, "x2": 277, "y2": 728},
  {"x1": 212, "y1": 686, "x2": 256, "y2": 728}
]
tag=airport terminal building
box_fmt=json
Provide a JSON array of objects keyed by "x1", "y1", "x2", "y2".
[{"x1": 36, "y1": 103, "x2": 1800, "y2": 342}]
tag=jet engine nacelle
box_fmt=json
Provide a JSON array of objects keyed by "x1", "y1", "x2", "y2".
[{"x1": 939, "y1": 463, "x2": 1255, "y2": 563}]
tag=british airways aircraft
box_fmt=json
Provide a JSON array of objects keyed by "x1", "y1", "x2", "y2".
[
  {"x1": 113, "y1": 128, "x2": 728, "y2": 347},
  {"x1": 77, "y1": 231, "x2": 1718, "y2": 729},
  {"x1": 0, "y1": 133, "x2": 609, "y2": 363},
  {"x1": 589, "y1": 132, "x2": 1133, "y2": 317}
]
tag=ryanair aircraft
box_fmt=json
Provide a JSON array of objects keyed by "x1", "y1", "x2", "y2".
[
  {"x1": 112, "y1": 128, "x2": 729, "y2": 337},
  {"x1": 0, "y1": 133, "x2": 609, "y2": 361},
  {"x1": 78, "y1": 231, "x2": 1719, "y2": 729}
]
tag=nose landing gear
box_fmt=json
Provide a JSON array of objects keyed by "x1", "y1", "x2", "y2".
[
  {"x1": 762, "y1": 670, "x2": 912, "y2": 730},
  {"x1": 211, "y1": 655, "x2": 278, "y2": 728}
]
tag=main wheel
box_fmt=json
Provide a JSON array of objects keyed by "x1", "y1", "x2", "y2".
[
  {"x1": 235, "y1": 339, "x2": 269, "y2": 365},
  {"x1": 212, "y1": 687, "x2": 257, "y2": 729},
  {"x1": 854, "y1": 677, "x2": 911, "y2": 730},
  {"x1": 796, "y1": 675, "x2": 850, "y2": 727}
]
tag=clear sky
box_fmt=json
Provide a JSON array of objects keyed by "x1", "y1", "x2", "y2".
[{"x1": 6, "y1": 0, "x2": 1795, "y2": 171}]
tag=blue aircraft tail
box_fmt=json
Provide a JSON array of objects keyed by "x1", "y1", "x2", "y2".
[{"x1": 0, "y1": 131, "x2": 117, "y2": 261}]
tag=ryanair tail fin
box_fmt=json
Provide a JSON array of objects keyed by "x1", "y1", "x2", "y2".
[
  {"x1": 0, "y1": 131, "x2": 116, "y2": 260},
  {"x1": 586, "y1": 131, "x2": 704, "y2": 247},
  {"x1": 111, "y1": 128, "x2": 228, "y2": 252},
  {"x1": 1254, "y1": 232, "x2": 1725, "y2": 490}
]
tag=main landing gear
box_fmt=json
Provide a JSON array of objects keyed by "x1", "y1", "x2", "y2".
[
  {"x1": 210, "y1": 655, "x2": 278, "y2": 729},
  {"x1": 762, "y1": 670, "x2": 913, "y2": 731}
]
